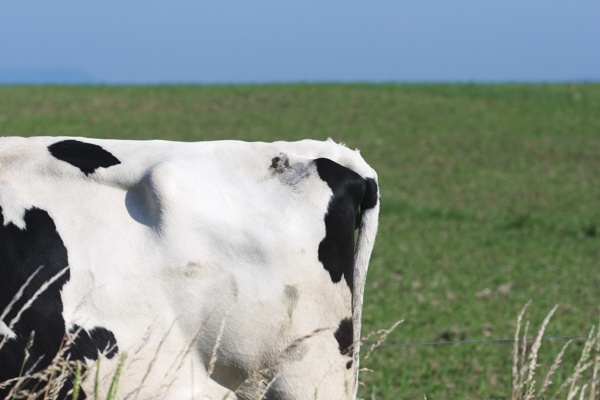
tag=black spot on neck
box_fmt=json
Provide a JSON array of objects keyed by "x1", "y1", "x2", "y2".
[
  {"x1": 48, "y1": 139, "x2": 121, "y2": 176},
  {"x1": 315, "y1": 158, "x2": 366, "y2": 293}
]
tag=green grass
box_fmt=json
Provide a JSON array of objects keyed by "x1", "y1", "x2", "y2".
[{"x1": 1, "y1": 83, "x2": 599, "y2": 399}]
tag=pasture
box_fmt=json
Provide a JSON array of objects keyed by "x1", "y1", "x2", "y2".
[{"x1": 1, "y1": 84, "x2": 599, "y2": 399}]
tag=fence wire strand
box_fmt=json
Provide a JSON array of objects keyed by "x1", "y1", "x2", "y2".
[{"x1": 364, "y1": 334, "x2": 588, "y2": 349}]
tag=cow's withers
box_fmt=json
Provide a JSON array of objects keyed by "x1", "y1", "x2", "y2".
[{"x1": 0, "y1": 137, "x2": 379, "y2": 400}]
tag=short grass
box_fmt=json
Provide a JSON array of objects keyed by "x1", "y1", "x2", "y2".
[{"x1": 1, "y1": 83, "x2": 599, "y2": 399}]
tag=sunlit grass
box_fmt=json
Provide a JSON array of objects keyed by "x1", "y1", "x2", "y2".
[{"x1": 0, "y1": 83, "x2": 599, "y2": 398}]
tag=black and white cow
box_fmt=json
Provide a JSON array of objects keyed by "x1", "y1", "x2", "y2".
[{"x1": 0, "y1": 137, "x2": 379, "y2": 400}]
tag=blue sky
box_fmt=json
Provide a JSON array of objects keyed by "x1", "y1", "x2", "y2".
[{"x1": 0, "y1": 0, "x2": 598, "y2": 84}]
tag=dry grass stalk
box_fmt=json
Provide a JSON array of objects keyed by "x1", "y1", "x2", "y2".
[
  {"x1": 0, "y1": 294, "x2": 133, "y2": 400},
  {"x1": 512, "y1": 303, "x2": 566, "y2": 400},
  {"x1": 523, "y1": 304, "x2": 559, "y2": 399},
  {"x1": 231, "y1": 327, "x2": 340, "y2": 400},
  {"x1": 362, "y1": 319, "x2": 403, "y2": 360},
  {"x1": 127, "y1": 320, "x2": 178, "y2": 400},
  {"x1": 7, "y1": 267, "x2": 69, "y2": 337},
  {"x1": 556, "y1": 325, "x2": 599, "y2": 399},
  {"x1": 539, "y1": 339, "x2": 572, "y2": 395},
  {"x1": 207, "y1": 309, "x2": 231, "y2": 380},
  {"x1": 512, "y1": 301, "x2": 530, "y2": 398},
  {"x1": 9, "y1": 347, "x2": 77, "y2": 399},
  {"x1": 510, "y1": 304, "x2": 600, "y2": 400},
  {"x1": 513, "y1": 317, "x2": 530, "y2": 399},
  {"x1": 590, "y1": 323, "x2": 600, "y2": 400},
  {"x1": 590, "y1": 354, "x2": 600, "y2": 400},
  {"x1": 0, "y1": 267, "x2": 83, "y2": 399},
  {"x1": 0, "y1": 266, "x2": 43, "y2": 325},
  {"x1": 567, "y1": 385, "x2": 581, "y2": 400},
  {"x1": 0, "y1": 266, "x2": 46, "y2": 351},
  {"x1": 578, "y1": 383, "x2": 588, "y2": 400},
  {"x1": 160, "y1": 313, "x2": 215, "y2": 396}
]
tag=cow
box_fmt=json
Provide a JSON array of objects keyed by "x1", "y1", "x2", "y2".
[{"x1": 0, "y1": 137, "x2": 379, "y2": 400}]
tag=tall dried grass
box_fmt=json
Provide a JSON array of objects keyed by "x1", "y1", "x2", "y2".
[
  {"x1": 2, "y1": 277, "x2": 600, "y2": 400},
  {"x1": 511, "y1": 303, "x2": 600, "y2": 400}
]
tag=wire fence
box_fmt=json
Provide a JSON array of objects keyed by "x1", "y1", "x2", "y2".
[{"x1": 364, "y1": 334, "x2": 589, "y2": 350}]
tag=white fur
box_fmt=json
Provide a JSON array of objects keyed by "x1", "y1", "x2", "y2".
[
  {"x1": 0, "y1": 137, "x2": 379, "y2": 400},
  {"x1": 0, "y1": 321, "x2": 16, "y2": 339}
]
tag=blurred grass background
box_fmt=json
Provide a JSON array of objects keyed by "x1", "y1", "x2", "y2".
[{"x1": 1, "y1": 84, "x2": 599, "y2": 398}]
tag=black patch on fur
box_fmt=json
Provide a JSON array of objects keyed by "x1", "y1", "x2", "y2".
[
  {"x1": 315, "y1": 158, "x2": 366, "y2": 293},
  {"x1": 68, "y1": 325, "x2": 118, "y2": 360},
  {"x1": 0, "y1": 206, "x2": 72, "y2": 398},
  {"x1": 48, "y1": 139, "x2": 121, "y2": 176},
  {"x1": 0, "y1": 206, "x2": 117, "y2": 399},
  {"x1": 334, "y1": 317, "x2": 354, "y2": 357}
]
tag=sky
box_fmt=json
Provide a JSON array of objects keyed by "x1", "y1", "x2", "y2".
[{"x1": 0, "y1": 0, "x2": 598, "y2": 84}]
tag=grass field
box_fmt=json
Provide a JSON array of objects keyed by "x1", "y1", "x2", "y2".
[{"x1": 1, "y1": 83, "x2": 599, "y2": 399}]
